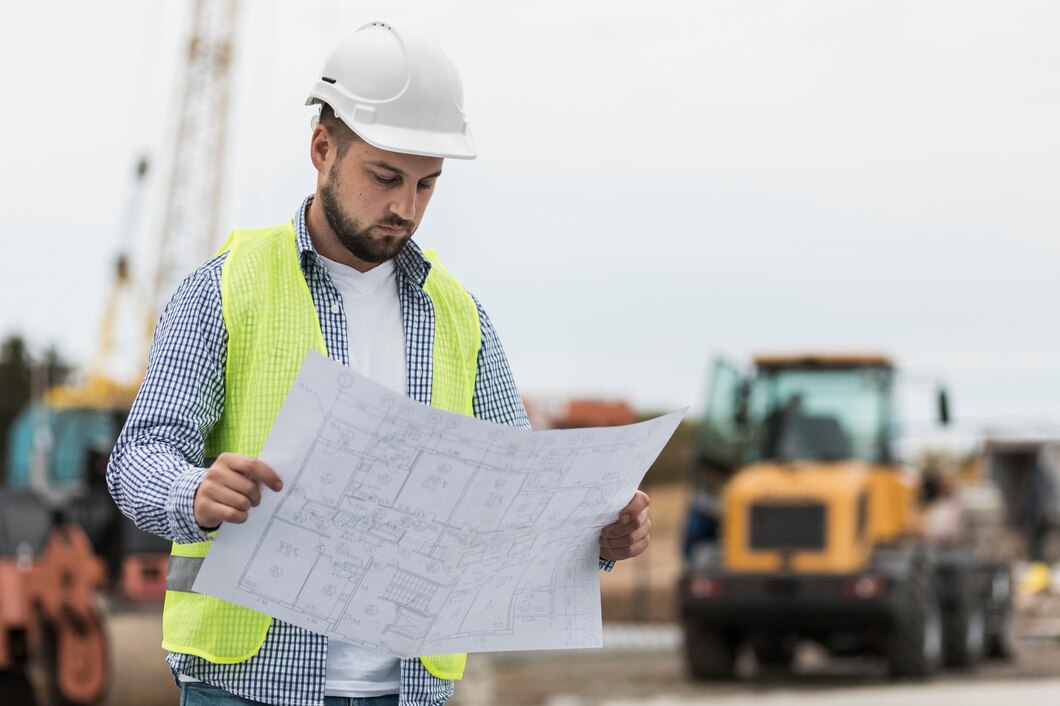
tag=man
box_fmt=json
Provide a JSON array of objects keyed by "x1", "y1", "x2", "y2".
[{"x1": 108, "y1": 20, "x2": 651, "y2": 706}]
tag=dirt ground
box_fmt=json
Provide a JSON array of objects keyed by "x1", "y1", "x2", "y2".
[
  {"x1": 94, "y1": 604, "x2": 1060, "y2": 706},
  {"x1": 451, "y1": 627, "x2": 1060, "y2": 706}
]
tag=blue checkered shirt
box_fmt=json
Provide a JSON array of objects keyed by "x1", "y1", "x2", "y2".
[{"x1": 108, "y1": 197, "x2": 616, "y2": 706}]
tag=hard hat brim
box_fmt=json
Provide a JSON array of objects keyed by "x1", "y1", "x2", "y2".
[
  {"x1": 352, "y1": 122, "x2": 478, "y2": 160},
  {"x1": 307, "y1": 91, "x2": 476, "y2": 160}
]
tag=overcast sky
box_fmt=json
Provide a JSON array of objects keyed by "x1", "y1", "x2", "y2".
[{"x1": 2, "y1": 0, "x2": 1058, "y2": 440}]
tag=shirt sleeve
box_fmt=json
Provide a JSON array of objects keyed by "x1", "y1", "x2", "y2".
[
  {"x1": 469, "y1": 295, "x2": 531, "y2": 430},
  {"x1": 399, "y1": 659, "x2": 454, "y2": 706},
  {"x1": 106, "y1": 256, "x2": 228, "y2": 544}
]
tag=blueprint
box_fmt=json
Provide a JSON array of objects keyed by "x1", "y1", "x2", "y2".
[{"x1": 194, "y1": 351, "x2": 685, "y2": 657}]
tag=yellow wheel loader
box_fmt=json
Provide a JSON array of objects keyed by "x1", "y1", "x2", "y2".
[{"x1": 679, "y1": 354, "x2": 1013, "y2": 680}]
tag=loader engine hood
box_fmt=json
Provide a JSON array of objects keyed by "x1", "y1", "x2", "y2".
[{"x1": 723, "y1": 461, "x2": 907, "y2": 574}]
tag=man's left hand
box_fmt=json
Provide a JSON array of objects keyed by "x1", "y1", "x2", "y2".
[{"x1": 599, "y1": 490, "x2": 651, "y2": 561}]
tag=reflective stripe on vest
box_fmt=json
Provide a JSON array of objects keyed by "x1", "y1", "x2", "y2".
[
  {"x1": 162, "y1": 222, "x2": 478, "y2": 680},
  {"x1": 166, "y1": 555, "x2": 202, "y2": 592}
]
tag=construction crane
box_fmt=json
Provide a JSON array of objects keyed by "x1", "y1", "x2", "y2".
[{"x1": 1, "y1": 2, "x2": 242, "y2": 704}]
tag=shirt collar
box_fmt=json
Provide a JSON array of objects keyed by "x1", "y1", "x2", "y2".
[{"x1": 295, "y1": 195, "x2": 432, "y2": 288}]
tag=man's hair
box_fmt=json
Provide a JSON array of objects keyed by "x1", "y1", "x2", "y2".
[{"x1": 317, "y1": 103, "x2": 362, "y2": 159}]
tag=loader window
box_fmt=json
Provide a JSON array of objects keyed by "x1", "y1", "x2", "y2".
[
  {"x1": 746, "y1": 366, "x2": 893, "y2": 465},
  {"x1": 697, "y1": 357, "x2": 744, "y2": 472}
]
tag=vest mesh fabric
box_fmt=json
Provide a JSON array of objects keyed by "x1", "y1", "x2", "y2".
[
  {"x1": 422, "y1": 250, "x2": 480, "y2": 417},
  {"x1": 210, "y1": 223, "x2": 329, "y2": 458}
]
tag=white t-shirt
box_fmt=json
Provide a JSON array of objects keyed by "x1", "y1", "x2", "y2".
[{"x1": 318, "y1": 253, "x2": 405, "y2": 697}]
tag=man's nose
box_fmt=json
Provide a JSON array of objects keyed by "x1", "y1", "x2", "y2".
[{"x1": 390, "y1": 186, "x2": 417, "y2": 221}]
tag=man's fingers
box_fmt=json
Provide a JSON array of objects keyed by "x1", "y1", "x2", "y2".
[
  {"x1": 203, "y1": 467, "x2": 259, "y2": 499},
  {"x1": 599, "y1": 491, "x2": 652, "y2": 561},
  {"x1": 601, "y1": 506, "x2": 651, "y2": 538},
  {"x1": 198, "y1": 497, "x2": 249, "y2": 525},
  {"x1": 621, "y1": 490, "x2": 650, "y2": 520},
  {"x1": 203, "y1": 484, "x2": 255, "y2": 513},
  {"x1": 195, "y1": 454, "x2": 281, "y2": 528},
  {"x1": 600, "y1": 533, "x2": 651, "y2": 561},
  {"x1": 219, "y1": 453, "x2": 284, "y2": 492},
  {"x1": 599, "y1": 518, "x2": 651, "y2": 549}
]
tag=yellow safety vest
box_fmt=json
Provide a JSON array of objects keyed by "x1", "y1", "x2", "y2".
[{"x1": 161, "y1": 222, "x2": 479, "y2": 680}]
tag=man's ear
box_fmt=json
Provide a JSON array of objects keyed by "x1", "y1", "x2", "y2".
[{"x1": 309, "y1": 124, "x2": 332, "y2": 173}]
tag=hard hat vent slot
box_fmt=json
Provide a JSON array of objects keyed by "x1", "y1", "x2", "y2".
[{"x1": 322, "y1": 76, "x2": 337, "y2": 84}]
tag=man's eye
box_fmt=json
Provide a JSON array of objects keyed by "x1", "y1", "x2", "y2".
[
  {"x1": 374, "y1": 175, "x2": 398, "y2": 186},
  {"x1": 417, "y1": 181, "x2": 435, "y2": 191}
]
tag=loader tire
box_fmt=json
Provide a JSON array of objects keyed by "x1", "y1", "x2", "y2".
[
  {"x1": 942, "y1": 572, "x2": 985, "y2": 668},
  {"x1": 886, "y1": 559, "x2": 943, "y2": 678},
  {"x1": 985, "y1": 567, "x2": 1016, "y2": 660},
  {"x1": 683, "y1": 618, "x2": 736, "y2": 680},
  {"x1": 985, "y1": 608, "x2": 1016, "y2": 660}
]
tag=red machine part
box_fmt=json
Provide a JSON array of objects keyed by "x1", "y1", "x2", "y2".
[
  {"x1": 28, "y1": 524, "x2": 109, "y2": 706},
  {"x1": 121, "y1": 553, "x2": 169, "y2": 602}
]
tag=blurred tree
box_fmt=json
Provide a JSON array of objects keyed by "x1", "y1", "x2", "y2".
[
  {"x1": 0, "y1": 334, "x2": 72, "y2": 483},
  {"x1": 0, "y1": 335, "x2": 32, "y2": 483},
  {"x1": 41, "y1": 344, "x2": 73, "y2": 390}
]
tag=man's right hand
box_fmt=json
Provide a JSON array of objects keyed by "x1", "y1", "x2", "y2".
[{"x1": 193, "y1": 453, "x2": 284, "y2": 530}]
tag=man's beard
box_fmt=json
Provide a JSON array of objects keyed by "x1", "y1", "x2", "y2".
[{"x1": 319, "y1": 168, "x2": 415, "y2": 264}]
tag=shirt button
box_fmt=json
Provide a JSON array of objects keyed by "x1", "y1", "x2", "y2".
[{"x1": 330, "y1": 303, "x2": 340, "y2": 314}]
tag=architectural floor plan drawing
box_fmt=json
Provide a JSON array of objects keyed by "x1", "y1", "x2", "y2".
[{"x1": 195, "y1": 351, "x2": 685, "y2": 657}]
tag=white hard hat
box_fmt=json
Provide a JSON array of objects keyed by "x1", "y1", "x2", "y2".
[{"x1": 306, "y1": 20, "x2": 476, "y2": 160}]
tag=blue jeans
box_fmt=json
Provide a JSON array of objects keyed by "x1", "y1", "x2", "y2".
[{"x1": 179, "y1": 682, "x2": 399, "y2": 706}]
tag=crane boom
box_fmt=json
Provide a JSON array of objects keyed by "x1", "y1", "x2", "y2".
[{"x1": 153, "y1": 0, "x2": 241, "y2": 310}]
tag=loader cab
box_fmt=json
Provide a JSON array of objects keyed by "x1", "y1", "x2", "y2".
[
  {"x1": 699, "y1": 355, "x2": 898, "y2": 472},
  {"x1": 747, "y1": 357, "x2": 897, "y2": 467}
]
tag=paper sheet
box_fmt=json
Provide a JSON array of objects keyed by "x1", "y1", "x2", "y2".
[{"x1": 194, "y1": 351, "x2": 686, "y2": 657}]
